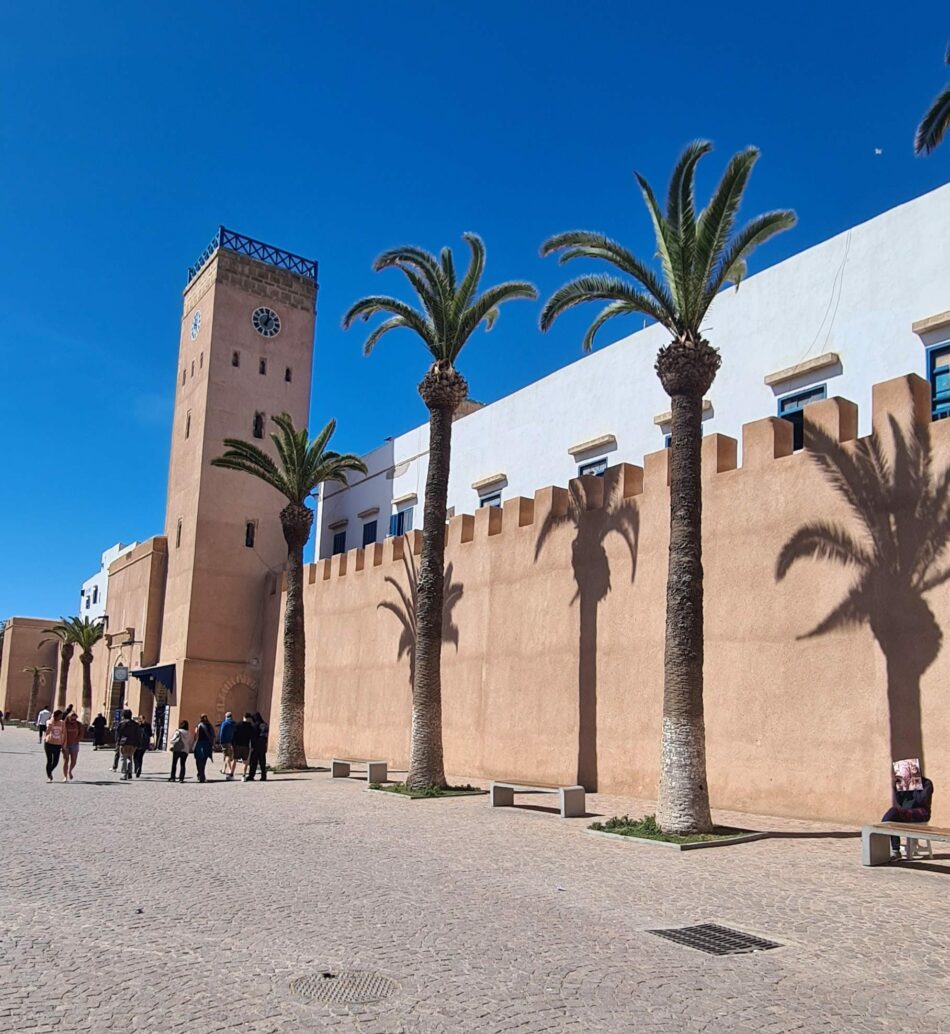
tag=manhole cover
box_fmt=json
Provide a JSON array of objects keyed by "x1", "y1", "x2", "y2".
[
  {"x1": 290, "y1": 971, "x2": 399, "y2": 1005},
  {"x1": 648, "y1": 923, "x2": 781, "y2": 956}
]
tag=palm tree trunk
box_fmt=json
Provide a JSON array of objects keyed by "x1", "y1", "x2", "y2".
[
  {"x1": 27, "y1": 675, "x2": 41, "y2": 726},
  {"x1": 56, "y1": 645, "x2": 72, "y2": 709},
  {"x1": 80, "y1": 653, "x2": 93, "y2": 724},
  {"x1": 656, "y1": 392, "x2": 714, "y2": 834},
  {"x1": 407, "y1": 402, "x2": 453, "y2": 789},
  {"x1": 276, "y1": 504, "x2": 312, "y2": 769}
]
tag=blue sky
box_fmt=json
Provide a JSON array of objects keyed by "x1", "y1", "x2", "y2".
[{"x1": 1, "y1": 1, "x2": 948, "y2": 619}]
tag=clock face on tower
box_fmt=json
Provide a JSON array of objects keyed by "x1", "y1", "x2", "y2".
[
  {"x1": 190, "y1": 310, "x2": 201, "y2": 340},
  {"x1": 252, "y1": 306, "x2": 281, "y2": 338}
]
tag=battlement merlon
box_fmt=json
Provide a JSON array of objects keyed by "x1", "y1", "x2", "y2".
[{"x1": 298, "y1": 372, "x2": 943, "y2": 586}]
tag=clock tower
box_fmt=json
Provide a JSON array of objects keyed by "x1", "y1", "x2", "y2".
[{"x1": 159, "y1": 228, "x2": 318, "y2": 721}]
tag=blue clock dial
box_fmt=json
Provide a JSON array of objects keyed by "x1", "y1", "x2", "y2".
[{"x1": 190, "y1": 310, "x2": 201, "y2": 340}]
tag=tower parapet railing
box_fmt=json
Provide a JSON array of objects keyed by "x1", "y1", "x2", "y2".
[{"x1": 187, "y1": 226, "x2": 318, "y2": 285}]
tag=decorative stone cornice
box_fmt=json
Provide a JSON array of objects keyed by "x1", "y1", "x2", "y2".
[
  {"x1": 763, "y1": 353, "x2": 839, "y2": 388},
  {"x1": 471, "y1": 472, "x2": 507, "y2": 492},
  {"x1": 567, "y1": 433, "x2": 617, "y2": 457},
  {"x1": 912, "y1": 310, "x2": 950, "y2": 336},
  {"x1": 357, "y1": 506, "x2": 380, "y2": 519},
  {"x1": 392, "y1": 492, "x2": 417, "y2": 507}
]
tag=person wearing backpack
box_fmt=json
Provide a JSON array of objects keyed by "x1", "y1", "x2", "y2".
[
  {"x1": 115, "y1": 709, "x2": 141, "y2": 781},
  {"x1": 43, "y1": 709, "x2": 66, "y2": 782},
  {"x1": 168, "y1": 720, "x2": 194, "y2": 783},
  {"x1": 133, "y1": 716, "x2": 151, "y2": 777}
]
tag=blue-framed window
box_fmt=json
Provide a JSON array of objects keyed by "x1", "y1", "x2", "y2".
[
  {"x1": 778, "y1": 384, "x2": 827, "y2": 451},
  {"x1": 578, "y1": 457, "x2": 608, "y2": 477},
  {"x1": 361, "y1": 520, "x2": 377, "y2": 547},
  {"x1": 389, "y1": 507, "x2": 413, "y2": 538},
  {"x1": 331, "y1": 530, "x2": 346, "y2": 555},
  {"x1": 479, "y1": 492, "x2": 502, "y2": 508},
  {"x1": 927, "y1": 343, "x2": 950, "y2": 421}
]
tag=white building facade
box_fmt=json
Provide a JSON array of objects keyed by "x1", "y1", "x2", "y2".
[
  {"x1": 316, "y1": 184, "x2": 950, "y2": 558},
  {"x1": 79, "y1": 542, "x2": 138, "y2": 620}
]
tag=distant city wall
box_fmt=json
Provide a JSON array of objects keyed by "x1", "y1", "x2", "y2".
[{"x1": 273, "y1": 374, "x2": 950, "y2": 825}]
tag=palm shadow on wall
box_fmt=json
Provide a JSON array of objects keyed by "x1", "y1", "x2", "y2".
[
  {"x1": 776, "y1": 414, "x2": 950, "y2": 766},
  {"x1": 535, "y1": 477, "x2": 639, "y2": 791},
  {"x1": 378, "y1": 550, "x2": 464, "y2": 692}
]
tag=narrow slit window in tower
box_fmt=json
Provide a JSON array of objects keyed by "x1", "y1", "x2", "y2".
[
  {"x1": 259, "y1": 358, "x2": 267, "y2": 375},
  {"x1": 245, "y1": 522, "x2": 256, "y2": 548},
  {"x1": 175, "y1": 518, "x2": 182, "y2": 549},
  {"x1": 253, "y1": 412, "x2": 265, "y2": 439},
  {"x1": 232, "y1": 351, "x2": 240, "y2": 367},
  {"x1": 285, "y1": 367, "x2": 292, "y2": 383},
  {"x1": 185, "y1": 411, "x2": 191, "y2": 439}
]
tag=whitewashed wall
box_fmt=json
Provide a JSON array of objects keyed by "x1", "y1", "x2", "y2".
[
  {"x1": 317, "y1": 184, "x2": 950, "y2": 558},
  {"x1": 79, "y1": 541, "x2": 137, "y2": 620}
]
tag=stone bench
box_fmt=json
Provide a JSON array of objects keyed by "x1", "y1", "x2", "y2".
[
  {"x1": 331, "y1": 758, "x2": 388, "y2": 783},
  {"x1": 861, "y1": 822, "x2": 950, "y2": 865},
  {"x1": 490, "y1": 780, "x2": 586, "y2": 818}
]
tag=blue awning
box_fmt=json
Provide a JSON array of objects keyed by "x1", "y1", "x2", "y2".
[{"x1": 130, "y1": 663, "x2": 176, "y2": 693}]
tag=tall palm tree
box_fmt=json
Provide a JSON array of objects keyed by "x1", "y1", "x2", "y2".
[
  {"x1": 71, "y1": 617, "x2": 105, "y2": 723},
  {"x1": 212, "y1": 413, "x2": 367, "y2": 769},
  {"x1": 540, "y1": 142, "x2": 795, "y2": 833},
  {"x1": 915, "y1": 43, "x2": 950, "y2": 155},
  {"x1": 343, "y1": 234, "x2": 536, "y2": 789},
  {"x1": 40, "y1": 618, "x2": 81, "y2": 709},
  {"x1": 777, "y1": 416, "x2": 950, "y2": 765},
  {"x1": 534, "y1": 475, "x2": 639, "y2": 791},
  {"x1": 24, "y1": 665, "x2": 53, "y2": 722},
  {"x1": 378, "y1": 551, "x2": 464, "y2": 693}
]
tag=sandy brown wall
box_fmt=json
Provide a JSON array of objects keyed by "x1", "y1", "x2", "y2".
[
  {"x1": 275, "y1": 374, "x2": 950, "y2": 826},
  {"x1": 0, "y1": 618, "x2": 60, "y2": 719}
]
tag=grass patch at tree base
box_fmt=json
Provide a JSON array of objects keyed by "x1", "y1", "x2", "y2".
[
  {"x1": 369, "y1": 781, "x2": 487, "y2": 799},
  {"x1": 588, "y1": 813, "x2": 752, "y2": 845}
]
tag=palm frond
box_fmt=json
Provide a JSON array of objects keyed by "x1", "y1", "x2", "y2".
[
  {"x1": 705, "y1": 210, "x2": 797, "y2": 303},
  {"x1": 540, "y1": 275, "x2": 671, "y2": 335},
  {"x1": 456, "y1": 280, "x2": 538, "y2": 356},
  {"x1": 915, "y1": 83, "x2": 950, "y2": 155},
  {"x1": 798, "y1": 580, "x2": 870, "y2": 639},
  {"x1": 775, "y1": 521, "x2": 873, "y2": 580},
  {"x1": 634, "y1": 171, "x2": 682, "y2": 313}
]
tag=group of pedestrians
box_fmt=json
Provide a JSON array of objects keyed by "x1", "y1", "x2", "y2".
[
  {"x1": 37, "y1": 705, "x2": 269, "y2": 785},
  {"x1": 168, "y1": 711, "x2": 268, "y2": 783},
  {"x1": 41, "y1": 707, "x2": 84, "y2": 782}
]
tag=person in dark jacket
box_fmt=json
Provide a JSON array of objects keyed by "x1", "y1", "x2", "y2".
[
  {"x1": 133, "y1": 716, "x2": 152, "y2": 777},
  {"x1": 115, "y1": 709, "x2": 141, "y2": 781},
  {"x1": 91, "y1": 713, "x2": 107, "y2": 750},
  {"x1": 882, "y1": 771, "x2": 934, "y2": 854},
  {"x1": 246, "y1": 711, "x2": 269, "y2": 782},
  {"x1": 231, "y1": 713, "x2": 254, "y2": 779},
  {"x1": 193, "y1": 714, "x2": 215, "y2": 783}
]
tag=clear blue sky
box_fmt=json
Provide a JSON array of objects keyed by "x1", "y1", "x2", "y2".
[{"x1": 1, "y1": 1, "x2": 948, "y2": 619}]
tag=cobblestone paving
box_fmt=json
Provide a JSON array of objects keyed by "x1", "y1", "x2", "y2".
[{"x1": 1, "y1": 727, "x2": 948, "y2": 1033}]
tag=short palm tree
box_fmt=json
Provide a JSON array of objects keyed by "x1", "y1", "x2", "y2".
[
  {"x1": 915, "y1": 43, "x2": 950, "y2": 155},
  {"x1": 70, "y1": 617, "x2": 105, "y2": 723},
  {"x1": 343, "y1": 234, "x2": 537, "y2": 788},
  {"x1": 777, "y1": 416, "x2": 950, "y2": 765},
  {"x1": 540, "y1": 142, "x2": 795, "y2": 833},
  {"x1": 41, "y1": 618, "x2": 81, "y2": 709},
  {"x1": 212, "y1": 413, "x2": 367, "y2": 769},
  {"x1": 24, "y1": 665, "x2": 53, "y2": 722}
]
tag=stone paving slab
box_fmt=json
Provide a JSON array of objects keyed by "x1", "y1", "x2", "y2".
[{"x1": 1, "y1": 727, "x2": 947, "y2": 1033}]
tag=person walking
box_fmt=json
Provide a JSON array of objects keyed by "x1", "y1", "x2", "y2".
[
  {"x1": 168, "y1": 720, "x2": 193, "y2": 783},
  {"x1": 193, "y1": 714, "x2": 215, "y2": 783},
  {"x1": 246, "y1": 711, "x2": 269, "y2": 782},
  {"x1": 114, "y1": 709, "x2": 140, "y2": 780},
  {"x1": 218, "y1": 711, "x2": 236, "y2": 779},
  {"x1": 231, "y1": 713, "x2": 254, "y2": 780},
  {"x1": 133, "y1": 716, "x2": 151, "y2": 777},
  {"x1": 36, "y1": 706, "x2": 51, "y2": 745},
  {"x1": 43, "y1": 709, "x2": 66, "y2": 782},
  {"x1": 91, "y1": 713, "x2": 107, "y2": 750},
  {"x1": 62, "y1": 711, "x2": 84, "y2": 781}
]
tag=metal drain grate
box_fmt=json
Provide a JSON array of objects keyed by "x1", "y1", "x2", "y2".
[
  {"x1": 648, "y1": 923, "x2": 781, "y2": 956},
  {"x1": 290, "y1": 971, "x2": 399, "y2": 1005}
]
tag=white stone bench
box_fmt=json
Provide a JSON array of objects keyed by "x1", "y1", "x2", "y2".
[
  {"x1": 861, "y1": 822, "x2": 950, "y2": 865},
  {"x1": 490, "y1": 780, "x2": 586, "y2": 818},
  {"x1": 331, "y1": 758, "x2": 388, "y2": 783}
]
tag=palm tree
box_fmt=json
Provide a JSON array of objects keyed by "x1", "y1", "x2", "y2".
[
  {"x1": 71, "y1": 617, "x2": 105, "y2": 723},
  {"x1": 534, "y1": 475, "x2": 639, "y2": 791},
  {"x1": 540, "y1": 142, "x2": 795, "y2": 833},
  {"x1": 212, "y1": 413, "x2": 367, "y2": 769},
  {"x1": 343, "y1": 234, "x2": 536, "y2": 789},
  {"x1": 40, "y1": 618, "x2": 81, "y2": 709},
  {"x1": 777, "y1": 415, "x2": 950, "y2": 765},
  {"x1": 915, "y1": 43, "x2": 950, "y2": 155},
  {"x1": 378, "y1": 550, "x2": 464, "y2": 693},
  {"x1": 0, "y1": 619, "x2": 7, "y2": 672},
  {"x1": 24, "y1": 665, "x2": 53, "y2": 722}
]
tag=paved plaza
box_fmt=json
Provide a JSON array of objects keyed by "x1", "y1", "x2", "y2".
[{"x1": 1, "y1": 727, "x2": 947, "y2": 1033}]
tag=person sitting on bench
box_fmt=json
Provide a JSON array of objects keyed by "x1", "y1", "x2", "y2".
[{"x1": 881, "y1": 759, "x2": 933, "y2": 856}]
